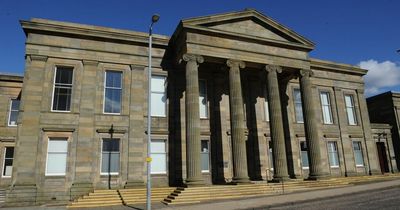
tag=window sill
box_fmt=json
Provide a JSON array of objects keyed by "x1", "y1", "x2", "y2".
[
  {"x1": 103, "y1": 112, "x2": 121, "y2": 115},
  {"x1": 356, "y1": 165, "x2": 365, "y2": 167},
  {"x1": 151, "y1": 173, "x2": 167, "y2": 176},
  {"x1": 7, "y1": 125, "x2": 17, "y2": 127},
  {"x1": 51, "y1": 110, "x2": 72, "y2": 113},
  {"x1": 1, "y1": 176, "x2": 11, "y2": 178},
  {"x1": 45, "y1": 174, "x2": 66, "y2": 178},
  {"x1": 302, "y1": 167, "x2": 309, "y2": 170},
  {"x1": 330, "y1": 166, "x2": 340, "y2": 169}
]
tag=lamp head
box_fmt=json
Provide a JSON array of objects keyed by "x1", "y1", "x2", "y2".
[{"x1": 152, "y1": 14, "x2": 160, "y2": 23}]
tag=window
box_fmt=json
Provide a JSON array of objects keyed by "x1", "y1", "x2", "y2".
[
  {"x1": 101, "y1": 139, "x2": 120, "y2": 175},
  {"x1": 268, "y1": 141, "x2": 274, "y2": 170},
  {"x1": 320, "y1": 92, "x2": 333, "y2": 124},
  {"x1": 199, "y1": 80, "x2": 208, "y2": 118},
  {"x1": 293, "y1": 88, "x2": 304, "y2": 123},
  {"x1": 8, "y1": 99, "x2": 20, "y2": 126},
  {"x1": 52, "y1": 67, "x2": 73, "y2": 111},
  {"x1": 201, "y1": 140, "x2": 210, "y2": 172},
  {"x1": 345, "y1": 95, "x2": 357, "y2": 125},
  {"x1": 104, "y1": 71, "x2": 122, "y2": 114},
  {"x1": 151, "y1": 76, "x2": 166, "y2": 117},
  {"x1": 353, "y1": 141, "x2": 364, "y2": 166},
  {"x1": 151, "y1": 139, "x2": 166, "y2": 174},
  {"x1": 46, "y1": 138, "x2": 68, "y2": 175},
  {"x1": 300, "y1": 141, "x2": 309, "y2": 169},
  {"x1": 327, "y1": 141, "x2": 339, "y2": 168},
  {"x1": 2, "y1": 147, "x2": 14, "y2": 177},
  {"x1": 264, "y1": 89, "x2": 270, "y2": 121}
]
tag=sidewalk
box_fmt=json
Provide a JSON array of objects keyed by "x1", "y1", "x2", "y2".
[{"x1": 155, "y1": 179, "x2": 400, "y2": 210}]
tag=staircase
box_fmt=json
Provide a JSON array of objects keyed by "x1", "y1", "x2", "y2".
[
  {"x1": 68, "y1": 174, "x2": 400, "y2": 207},
  {"x1": 68, "y1": 187, "x2": 176, "y2": 208},
  {"x1": 0, "y1": 189, "x2": 5, "y2": 207}
]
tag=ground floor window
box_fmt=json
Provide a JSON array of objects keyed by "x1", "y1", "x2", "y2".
[
  {"x1": 46, "y1": 138, "x2": 68, "y2": 175},
  {"x1": 300, "y1": 141, "x2": 309, "y2": 169},
  {"x1": 353, "y1": 141, "x2": 364, "y2": 166},
  {"x1": 101, "y1": 138, "x2": 120, "y2": 175},
  {"x1": 151, "y1": 139, "x2": 166, "y2": 174},
  {"x1": 327, "y1": 141, "x2": 339, "y2": 168},
  {"x1": 268, "y1": 141, "x2": 274, "y2": 170},
  {"x1": 201, "y1": 140, "x2": 210, "y2": 172},
  {"x1": 2, "y1": 147, "x2": 14, "y2": 177}
]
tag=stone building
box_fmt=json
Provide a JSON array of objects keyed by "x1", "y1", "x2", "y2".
[
  {"x1": 367, "y1": 92, "x2": 400, "y2": 173},
  {"x1": 2, "y1": 9, "x2": 394, "y2": 205}
]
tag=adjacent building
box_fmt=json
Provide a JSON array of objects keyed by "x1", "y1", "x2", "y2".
[{"x1": 0, "y1": 9, "x2": 396, "y2": 206}]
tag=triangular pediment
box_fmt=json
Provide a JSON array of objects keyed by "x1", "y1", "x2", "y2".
[{"x1": 181, "y1": 9, "x2": 314, "y2": 50}]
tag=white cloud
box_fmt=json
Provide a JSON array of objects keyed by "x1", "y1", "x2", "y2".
[{"x1": 359, "y1": 59, "x2": 400, "y2": 96}]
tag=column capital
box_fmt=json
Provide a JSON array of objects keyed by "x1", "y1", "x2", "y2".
[
  {"x1": 182, "y1": 54, "x2": 204, "y2": 64},
  {"x1": 227, "y1": 59, "x2": 245, "y2": 69},
  {"x1": 299, "y1": 69, "x2": 314, "y2": 77},
  {"x1": 264, "y1": 65, "x2": 282, "y2": 73}
]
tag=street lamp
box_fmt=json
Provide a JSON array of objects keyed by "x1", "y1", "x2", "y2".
[{"x1": 146, "y1": 13, "x2": 159, "y2": 210}]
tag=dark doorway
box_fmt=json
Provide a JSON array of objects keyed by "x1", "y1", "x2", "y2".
[{"x1": 376, "y1": 142, "x2": 389, "y2": 173}]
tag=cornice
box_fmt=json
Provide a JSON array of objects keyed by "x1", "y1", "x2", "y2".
[
  {"x1": 20, "y1": 18, "x2": 170, "y2": 47},
  {"x1": 310, "y1": 58, "x2": 368, "y2": 76}
]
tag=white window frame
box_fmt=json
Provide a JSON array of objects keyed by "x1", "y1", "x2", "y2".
[
  {"x1": 293, "y1": 88, "x2": 304, "y2": 123},
  {"x1": 51, "y1": 66, "x2": 74, "y2": 112},
  {"x1": 199, "y1": 79, "x2": 208, "y2": 119},
  {"x1": 151, "y1": 75, "x2": 167, "y2": 117},
  {"x1": 264, "y1": 87, "x2": 270, "y2": 122},
  {"x1": 327, "y1": 141, "x2": 339, "y2": 168},
  {"x1": 2, "y1": 147, "x2": 14, "y2": 178},
  {"x1": 345, "y1": 94, "x2": 357, "y2": 125},
  {"x1": 352, "y1": 141, "x2": 364, "y2": 167},
  {"x1": 201, "y1": 140, "x2": 210, "y2": 173},
  {"x1": 8, "y1": 99, "x2": 19, "y2": 126},
  {"x1": 45, "y1": 138, "x2": 68, "y2": 176},
  {"x1": 103, "y1": 70, "x2": 123, "y2": 115},
  {"x1": 150, "y1": 139, "x2": 167, "y2": 174},
  {"x1": 320, "y1": 91, "x2": 333, "y2": 124},
  {"x1": 300, "y1": 141, "x2": 309, "y2": 169},
  {"x1": 100, "y1": 138, "x2": 120, "y2": 175}
]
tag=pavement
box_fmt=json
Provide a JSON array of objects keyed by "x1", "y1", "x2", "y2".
[{"x1": 2, "y1": 178, "x2": 400, "y2": 210}]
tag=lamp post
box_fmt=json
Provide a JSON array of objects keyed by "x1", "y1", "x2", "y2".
[{"x1": 146, "y1": 14, "x2": 159, "y2": 210}]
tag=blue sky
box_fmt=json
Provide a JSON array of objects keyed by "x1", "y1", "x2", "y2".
[{"x1": 1, "y1": 0, "x2": 399, "y2": 95}]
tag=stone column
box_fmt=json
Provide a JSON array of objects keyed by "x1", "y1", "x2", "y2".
[
  {"x1": 265, "y1": 65, "x2": 289, "y2": 181},
  {"x1": 183, "y1": 54, "x2": 204, "y2": 185},
  {"x1": 299, "y1": 69, "x2": 324, "y2": 179},
  {"x1": 227, "y1": 59, "x2": 249, "y2": 183}
]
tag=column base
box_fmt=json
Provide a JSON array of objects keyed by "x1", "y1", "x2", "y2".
[
  {"x1": 185, "y1": 177, "x2": 205, "y2": 186},
  {"x1": 125, "y1": 180, "x2": 145, "y2": 188},
  {"x1": 271, "y1": 175, "x2": 290, "y2": 183},
  {"x1": 232, "y1": 176, "x2": 250, "y2": 184},
  {"x1": 306, "y1": 172, "x2": 330, "y2": 181}
]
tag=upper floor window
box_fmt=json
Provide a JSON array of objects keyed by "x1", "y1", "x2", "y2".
[
  {"x1": 52, "y1": 67, "x2": 73, "y2": 111},
  {"x1": 293, "y1": 88, "x2": 304, "y2": 123},
  {"x1": 320, "y1": 92, "x2": 333, "y2": 124},
  {"x1": 2, "y1": 147, "x2": 14, "y2": 177},
  {"x1": 199, "y1": 80, "x2": 208, "y2": 118},
  {"x1": 151, "y1": 76, "x2": 166, "y2": 117},
  {"x1": 344, "y1": 95, "x2": 357, "y2": 125},
  {"x1": 104, "y1": 71, "x2": 122, "y2": 114},
  {"x1": 8, "y1": 99, "x2": 20, "y2": 126},
  {"x1": 46, "y1": 138, "x2": 68, "y2": 176}
]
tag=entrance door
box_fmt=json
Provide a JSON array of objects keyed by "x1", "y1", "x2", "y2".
[{"x1": 376, "y1": 142, "x2": 389, "y2": 173}]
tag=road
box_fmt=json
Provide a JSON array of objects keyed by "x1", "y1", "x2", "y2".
[{"x1": 264, "y1": 186, "x2": 400, "y2": 210}]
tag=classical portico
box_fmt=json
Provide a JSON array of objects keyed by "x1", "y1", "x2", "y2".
[{"x1": 170, "y1": 9, "x2": 327, "y2": 183}]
